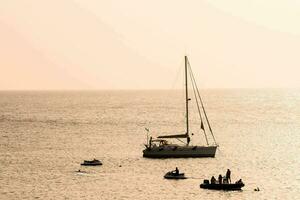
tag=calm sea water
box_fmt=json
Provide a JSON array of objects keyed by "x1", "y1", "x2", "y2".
[{"x1": 0, "y1": 89, "x2": 299, "y2": 199}]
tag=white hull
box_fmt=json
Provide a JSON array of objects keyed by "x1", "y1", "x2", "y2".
[{"x1": 143, "y1": 145, "x2": 217, "y2": 158}]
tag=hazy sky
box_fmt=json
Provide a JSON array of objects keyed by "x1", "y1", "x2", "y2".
[{"x1": 1, "y1": 0, "x2": 300, "y2": 90}]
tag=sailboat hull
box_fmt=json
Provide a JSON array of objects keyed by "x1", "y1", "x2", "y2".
[{"x1": 143, "y1": 145, "x2": 217, "y2": 158}]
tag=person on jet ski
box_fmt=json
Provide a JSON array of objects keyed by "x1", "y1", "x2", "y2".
[{"x1": 175, "y1": 167, "x2": 179, "y2": 175}]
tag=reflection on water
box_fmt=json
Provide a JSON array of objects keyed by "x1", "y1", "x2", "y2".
[{"x1": 0, "y1": 89, "x2": 299, "y2": 199}]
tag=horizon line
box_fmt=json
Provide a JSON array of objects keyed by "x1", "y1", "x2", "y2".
[{"x1": 0, "y1": 87, "x2": 299, "y2": 92}]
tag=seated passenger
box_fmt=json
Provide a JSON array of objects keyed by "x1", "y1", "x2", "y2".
[
  {"x1": 211, "y1": 176, "x2": 216, "y2": 184},
  {"x1": 218, "y1": 174, "x2": 223, "y2": 184},
  {"x1": 236, "y1": 179, "x2": 243, "y2": 184},
  {"x1": 175, "y1": 167, "x2": 179, "y2": 175}
]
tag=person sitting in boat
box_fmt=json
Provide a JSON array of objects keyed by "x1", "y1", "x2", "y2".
[
  {"x1": 161, "y1": 140, "x2": 168, "y2": 146},
  {"x1": 210, "y1": 176, "x2": 216, "y2": 184},
  {"x1": 175, "y1": 167, "x2": 179, "y2": 175},
  {"x1": 218, "y1": 174, "x2": 223, "y2": 184},
  {"x1": 226, "y1": 169, "x2": 231, "y2": 183},
  {"x1": 236, "y1": 179, "x2": 243, "y2": 184}
]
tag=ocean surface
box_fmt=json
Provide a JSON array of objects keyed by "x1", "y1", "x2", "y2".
[{"x1": 0, "y1": 89, "x2": 299, "y2": 199}]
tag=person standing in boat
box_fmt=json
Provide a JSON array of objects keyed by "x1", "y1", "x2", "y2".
[
  {"x1": 226, "y1": 169, "x2": 231, "y2": 183},
  {"x1": 149, "y1": 137, "x2": 152, "y2": 148},
  {"x1": 218, "y1": 174, "x2": 222, "y2": 184}
]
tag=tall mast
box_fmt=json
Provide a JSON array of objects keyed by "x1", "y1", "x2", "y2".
[{"x1": 185, "y1": 56, "x2": 189, "y2": 141}]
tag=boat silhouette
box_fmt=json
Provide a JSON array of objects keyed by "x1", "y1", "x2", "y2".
[{"x1": 143, "y1": 56, "x2": 218, "y2": 158}]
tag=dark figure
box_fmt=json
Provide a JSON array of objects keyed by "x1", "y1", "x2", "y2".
[
  {"x1": 226, "y1": 169, "x2": 231, "y2": 183},
  {"x1": 237, "y1": 179, "x2": 243, "y2": 184},
  {"x1": 223, "y1": 177, "x2": 228, "y2": 184},
  {"x1": 175, "y1": 167, "x2": 179, "y2": 175},
  {"x1": 149, "y1": 136, "x2": 152, "y2": 147},
  {"x1": 211, "y1": 176, "x2": 216, "y2": 184},
  {"x1": 218, "y1": 174, "x2": 223, "y2": 184}
]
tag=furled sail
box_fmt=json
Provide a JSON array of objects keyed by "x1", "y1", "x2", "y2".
[{"x1": 157, "y1": 134, "x2": 188, "y2": 138}]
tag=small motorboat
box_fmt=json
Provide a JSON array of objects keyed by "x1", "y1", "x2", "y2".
[
  {"x1": 81, "y1": 159, "x2": 102, "y2": 166},
  {"x1": 200, "y1": 179, "x2": 245, "y2": 190},
  {"x1": 164, "y1": 171, "x2": 187, "y2": 179}
]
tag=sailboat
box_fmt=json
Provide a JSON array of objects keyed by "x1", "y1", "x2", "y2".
[{"x1": 143, "y1": 56, "x2": 218, "y2": 158}]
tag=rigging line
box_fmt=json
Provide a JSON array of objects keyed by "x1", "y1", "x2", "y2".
[
  {"x1": 176, "y1": 56, "x2": 186, "y2": 133},
  {"x1": 169, "y1": 57, "x2": 185, "y2": 131},
  {"x1": 176, "y1": 137, "x2": 187, "y2": 145},
  {"x1": 171, "y1": 58, "x2": 185, "y2": 90},
  {"x1": 160, "y1": 59, "x2": 184, "y2": 136},
  {"x1": 188, "y1": 60, "x2": 217, "y2": 145},
  {"x1": 187, "y1": 59, "x2": 218, "y2": 145},
  {"x1": 188, "y1": 64, "x2": 209, "y2": 145}
]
